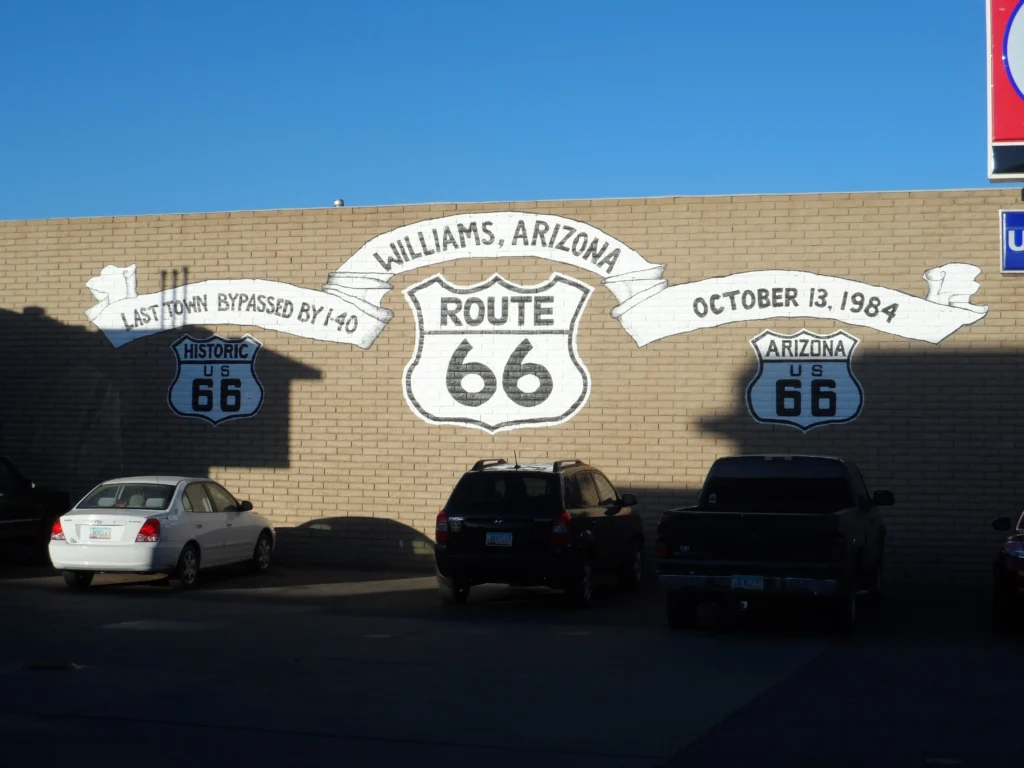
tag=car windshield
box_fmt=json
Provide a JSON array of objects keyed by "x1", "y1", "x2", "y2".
[
  {"x1": 446, "y1": 473, "x2": 561, "y2": 516},
  {"x1": 699, "y1": 458, "x2": 854, "y2": 514},
  {"x1": 78, "y1": 483, "x2": 175, "y2": 511}
]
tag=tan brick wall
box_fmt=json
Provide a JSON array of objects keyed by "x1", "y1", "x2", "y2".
[{"x1": 0, "y1": 190, "x2": 1019, "y2": 583}]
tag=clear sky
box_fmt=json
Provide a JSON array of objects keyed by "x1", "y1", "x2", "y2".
[{"x1": 0, "y1": 0, "x2": 1001, "y2": 220}]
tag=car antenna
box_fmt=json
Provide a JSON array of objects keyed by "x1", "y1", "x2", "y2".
[{"x1": 514, "y1": 450, "x2": 520, "y2": 469}]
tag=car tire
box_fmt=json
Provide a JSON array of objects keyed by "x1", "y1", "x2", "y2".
[
  {"x1": 438, "y1": 580, "x2": 470, "y2": 605},
  {"x1": 992, "y1": 587, "x2": 1019, "y2": 632},
  {"x1": 619, "y1": 542, "x2": 645, "y2": 590},
  {"x1": 170, "y1": 543, "x2": 200, "y2": 591},
  {"x1": 828, "y1": 589, "x2": 857, "y2": 632},
  {"x1": 666, "y1": 593, "x2": 696, "y2": 630},
  {"x1": 248, "y1": 532, "x2": 273, "y2": 574},
  {"x1": 566, "y1": 556, "x2": 594, "y2": 609},
  {"x1": 863, "y1": 561, "x2": 883, "y2": 617},
  {"x1": 62, "y1": 570, "x2": 93, "y2": 590}
]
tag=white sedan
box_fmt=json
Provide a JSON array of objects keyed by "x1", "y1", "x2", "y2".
[{"x1": 48, "y1": 476, "x2": 275, "y2": 590}]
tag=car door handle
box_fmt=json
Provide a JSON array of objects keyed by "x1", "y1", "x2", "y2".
[
  {"x1": 196, "y1": 524, "x2": 203, "y2": 529},
  {"x1": 226, "y1": 523, "x2": 233, "y2": 527}
]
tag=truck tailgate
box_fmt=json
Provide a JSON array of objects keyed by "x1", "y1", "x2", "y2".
[{"x1": 659, "y1": 509, "x2": 842, "y2": 564}]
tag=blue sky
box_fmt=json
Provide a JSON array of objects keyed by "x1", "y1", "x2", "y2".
[{"x1": 0, "y1": 0, "x2": 998, "y2": 220}]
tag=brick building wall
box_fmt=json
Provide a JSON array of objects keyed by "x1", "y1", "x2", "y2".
[{"x1": 0, "y1": 189, "x2": 1018, "y2": 583}]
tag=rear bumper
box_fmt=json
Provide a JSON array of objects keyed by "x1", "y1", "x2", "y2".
[
  {"x1": 657, "y1": 559, "x2": 848, "y2": 597},
  {"x1": 48, "y1": 541, "x2": 180, "y2": 574},
  {"x1": 435, "y1": 548, "x2": 576, "y2": 588},
  {"x1": 658, "y1": 573, "x2": 840, "y2": 597}
]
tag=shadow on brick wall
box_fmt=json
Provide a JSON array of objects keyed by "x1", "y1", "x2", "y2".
[
  {"x1": 274, "y1": 516, "x2": 437, "y2": 573},
  {"x1": 697, "y1": 346, "x2": 1024, "y2": 583},
  {"x1": 0, "y1": 306, "x2": 320, "y2": 501}
]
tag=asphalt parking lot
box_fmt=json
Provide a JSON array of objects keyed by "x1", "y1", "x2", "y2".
[{"x1": 0, "y1": 561, "x2": 1017, "y2": 768}]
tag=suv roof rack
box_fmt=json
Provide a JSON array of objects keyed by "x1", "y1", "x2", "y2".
[
  {"x1": 471, "y1": 458, "x2": 508, "y2": 471},
  {"x1": 553, "y1": 459, "x2": 583, "y2": 472}
]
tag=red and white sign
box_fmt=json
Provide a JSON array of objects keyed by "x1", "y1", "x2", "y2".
[{"x1": 989, "y1": 1, "x2": 1024, "y2": 179}]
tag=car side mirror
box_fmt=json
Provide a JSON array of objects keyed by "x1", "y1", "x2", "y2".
[
  {"x1": 993, "y1": 517, "x2": 1013, "y2": 532},
  {"x1": 872, "y1": 490, "x2": 895, "y2": 507},
  {"x1": 620, "y1": 493, "x2": 637, "y2": 507},
  {"x1": 238, "y1": 500, "x2": 254, "y2": 512}
]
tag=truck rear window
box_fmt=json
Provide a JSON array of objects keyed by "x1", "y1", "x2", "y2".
[
  {"x1": 447, "y1": 473, "x2": 561, "y2": 516},
  {"x1": 699, "y1": 458, "x2": 854, "y2": 514}
]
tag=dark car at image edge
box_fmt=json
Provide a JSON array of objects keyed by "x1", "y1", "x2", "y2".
[
  {"x1": 0, "y1": 456, "x2": 71, "y2": 560},
  {"x1": 434, "y1": 458, "x2": 645, "y2": 607},
  {"x1": 992, "y1": 512, "x2": 1024, "y2": 631}
]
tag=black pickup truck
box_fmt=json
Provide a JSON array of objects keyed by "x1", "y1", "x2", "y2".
[
  {"x1": 656, "y1": 455, "x2": 892, "y2": 630},
  {"x1": 0, "y1": 456, "x2": 70, "y2": 559}
]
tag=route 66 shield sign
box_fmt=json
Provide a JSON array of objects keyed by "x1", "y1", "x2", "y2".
[
  {"x1": 746, "y1": 329, "x2": 863, "y2": 431},
  {"x1": 403, "y1": 273, "x2": 593, "y2": 433},
  {"x1": 168, "y1": 334, "x2": 265, "y2": 425}
]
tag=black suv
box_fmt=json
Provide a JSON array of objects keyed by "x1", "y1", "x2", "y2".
[{"x1": 434, "y1": 458, "x2": 644, "y2": 607}]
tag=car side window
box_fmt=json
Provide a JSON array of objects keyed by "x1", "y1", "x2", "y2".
[
  {"x1": 577, "y1": 473, "x2": 601, "y2": 507},
  {"x1": 185, "y1": 483, "x2": 213, "y2": 514},
  {"x1": 563, "y1": 476, "x2": 582, "y2": 508},
  {"x1": 850, "y1": 466, "x2": 871, "y2": 506},
  {"x1": 204, "y1": 483, "x2": 238, "y2": 513},
  {"x1": 592, "y1": 474, "x2": 619, "y2": 506}
]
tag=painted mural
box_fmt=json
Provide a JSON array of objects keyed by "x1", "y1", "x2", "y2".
[
  {"x1": 746, "y1": 330, "x2": 863, "y2": 432},
  {"x1": 403, "y1": 273, "x2": 591, "y2": 433},
  {"x1": 81, "y1": 211, "x2": 989, "y2": 429},
  {"x1": 167, "y1": 335, "x2": 264, "y2": 425}
]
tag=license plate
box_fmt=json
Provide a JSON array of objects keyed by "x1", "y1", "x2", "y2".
[
  {"x1": 89, "y1": 526, "x2": 112, "y2": 540},
  {"x1": 731, "y1": 575, "x2": 763, "y2": 591},
  {"x1": 485, "y1": 532, "x2": 513, "y2": 547}
]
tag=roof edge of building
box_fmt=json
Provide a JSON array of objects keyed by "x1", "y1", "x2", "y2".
[{"x1": 1, "y1": 185, "x2": 1019, "y2": 225}]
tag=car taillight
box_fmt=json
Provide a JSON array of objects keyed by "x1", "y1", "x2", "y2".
[
  {"x1": 435, "y1": 509, "x2": 448, "y2": 544},
  {"x1": 552, "y1": 511, "x2": 572, "y2": 547},
  {"x1": 50, "y1": 519, "x2": 65, "y2": 541},
  {"x1": 136, "y1": 518, "x2": 160, "y2": 543},
  {"x1": 655, "y1": 517, "x2": 668, "y2": 558},
  {"x1": 830, "y1": 529, "x2": 846, "y2": 563}
]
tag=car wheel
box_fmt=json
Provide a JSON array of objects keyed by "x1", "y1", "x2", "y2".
[
  {"x1": 992, "y1": 587, "x2": 1019, "y2": 632},
  {"x1": 863, "y1": 561, "x2": 883, "y2": 616},
  {"x1": 829, "y1": 590, "x2": 857, "y2": 632},
  {"x1": 619, "y1": 543, "x2": 644, "y2": 590},
  {"x1": 248, "y1": 532, "x2": 273, "y2": 573},
  {"x1": 438, "y1": 579, "x2": 470, "y2": 605},
  {"x1": 171, "y1": 543, "x2": 200, "y2": 591},
  {"x1": 62, "y1": 570, "x2": 93, "y2": 590},
  {"x1": 666, "y1": 593, "x2": 696, "y2": 630},
  {"x1": 566, "y1": 557, "x2": 594, "y2": 608}
]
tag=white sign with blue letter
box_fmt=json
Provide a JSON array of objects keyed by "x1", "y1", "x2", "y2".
[
  {"x1": 747, "y1": 329, "x2": 863, "y2": 431},
  {"x1": 1001, "y1": 210, "x2": 1024, "y2": 272}
]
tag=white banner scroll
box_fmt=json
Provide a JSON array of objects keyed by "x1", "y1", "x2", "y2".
[
  {"x1": 85, "y1": 266, "x2": 389, "y2": 348},
  {"x1": 614, "y1": 264, "x2": 989, "y2": 346},
  {"x1": 322, "y1": 212, "x2": 987, "y2": 346},
  {"x1": 86, "y1": 212, "x2": 987, "y2": 347}
]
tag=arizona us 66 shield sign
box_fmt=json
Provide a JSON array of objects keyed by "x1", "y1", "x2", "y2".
[
  {"x1": 403, "y1": 273, "x2": 592, "y2": 433},
  {"x1": 168, "y1": 334, "x2": 265, "y2": 425},
  {"x1": 746, "y1": 329, "x2": 863, "y2": 431}
]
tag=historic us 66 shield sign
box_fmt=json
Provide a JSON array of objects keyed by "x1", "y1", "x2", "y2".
[
  {"x1": 168, "y1": 334, "x2": 265, "y2": 425},
  {"x1": 746, "y1": 329, "x2": 863, "y2": 431},
  {"x1": 403, "y1": 273, "x2": 592, "y2": 433}
]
